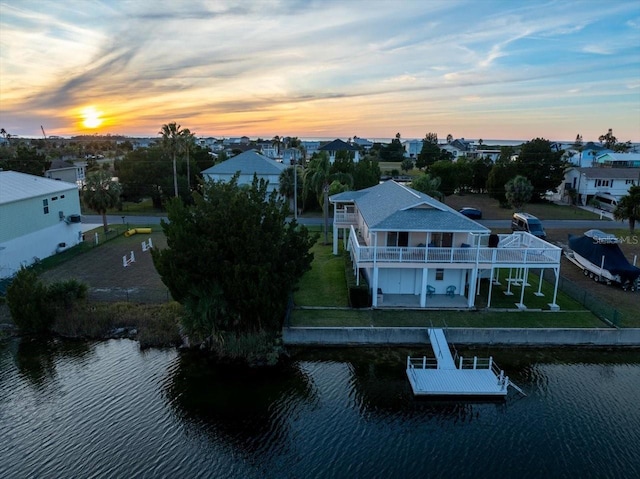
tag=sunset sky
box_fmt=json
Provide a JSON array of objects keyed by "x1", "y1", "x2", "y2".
[{"x1": 1, "y1": 0, "x2": 639, "y2": 142}]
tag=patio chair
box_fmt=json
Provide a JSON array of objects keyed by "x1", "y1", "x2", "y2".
[
  {"x1": 426, "y1": 285, "x2": 435, "y2": 297},
  {"x1": 446, "y1": 285, "x2": 456, "y2": 297}
]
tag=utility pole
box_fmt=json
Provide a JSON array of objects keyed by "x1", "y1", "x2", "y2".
[{"x1": 291, "y1": 157, "x2": 298, "y2": 220}]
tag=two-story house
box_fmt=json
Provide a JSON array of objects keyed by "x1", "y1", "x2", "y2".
[
  {"x1": 561, "y1": 167, "x2": 639, "y2": 205},
  {"x1": 318, "y1": 139, "x2": 360, "y2": 163},
  {"x1": 330, "y1": 181, "x2": 561, "y2": 309},
  {"x1": 0, "y1": 171, "x2": 83, "y2": 279}
]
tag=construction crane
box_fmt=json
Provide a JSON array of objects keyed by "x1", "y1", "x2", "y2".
[{"x1": 41, "y1": 125, "x2": 47, "y2": 139}]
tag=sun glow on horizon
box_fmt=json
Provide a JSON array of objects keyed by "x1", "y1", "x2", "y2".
[{"x1": 81, "y1": 106, "x2": 103, "y2": 129}]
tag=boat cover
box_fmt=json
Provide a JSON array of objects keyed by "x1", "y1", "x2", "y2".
[{"x1": 568, "y1": 234, "x2": 640, "y2": 283}]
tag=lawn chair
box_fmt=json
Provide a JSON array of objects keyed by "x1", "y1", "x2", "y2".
[
  {"x1": 426, "y1": 285, "x2": 436, "y2": 297},
  {"x1": 446, "y1": 285, "x2": 456, "y2": 297}
]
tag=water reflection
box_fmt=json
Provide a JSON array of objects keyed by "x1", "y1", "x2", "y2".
[
  {"x1": 15, "y1": 338, "x2": 94, "y2": 388},
  {"x1": 163, "y1": 349, "x2": 316, "y2": 457}
]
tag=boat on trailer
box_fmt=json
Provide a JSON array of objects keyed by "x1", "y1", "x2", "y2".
[{"x1": 566, "y1": 230, "x2": 640, "y2": 291}]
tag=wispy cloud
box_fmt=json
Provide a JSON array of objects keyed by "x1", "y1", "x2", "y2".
[{"x1": 1, "y1": 0, "x2": 638, "y2": 141}]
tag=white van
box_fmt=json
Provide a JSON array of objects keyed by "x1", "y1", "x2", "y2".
[{"x1": 592, "y1": 192, "x2": 618, "y2": 212}]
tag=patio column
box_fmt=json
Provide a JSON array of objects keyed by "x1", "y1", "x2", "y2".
[
  {"x1": 467, "y1": 268, "x2": 478, "y2": 307},
  {"x1": 420, "y1": 267, "x2": 428, "y2": 307},
  {"x1": 517, "y1": 267, "x2": 529, "y2": 309},
  {"x1": 488, "y1": 268, "x2": 494, "y2": 308}
]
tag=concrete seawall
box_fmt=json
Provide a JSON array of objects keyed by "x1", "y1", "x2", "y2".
[{"x1": 283, "y1": 327, "x2": 640, "y2": 347}]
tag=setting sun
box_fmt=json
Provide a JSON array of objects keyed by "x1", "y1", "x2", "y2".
[{"x1": 82, "y1": 106, "x2": 103, "y2": 129}]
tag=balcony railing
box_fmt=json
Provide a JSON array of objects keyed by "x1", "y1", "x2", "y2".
[
  {"x1": 347, "y1": 227, "x2": 561, "y2": 266},
  {"x1": 334, "y1": 211, "x2": 357, "y2": 224}
]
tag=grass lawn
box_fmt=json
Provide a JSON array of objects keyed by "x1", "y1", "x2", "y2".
[
  {"x1": 290, "y1": 308, "x2": 603, "y2": 328},
  {"x1": 294, "y1": 239, "x2": 349, "y2": 307},
  {"x1": 291, "y1": 241, "x2": 607, "y2": 328},
  {"x1": 444, "y1": 192, "x2": 602, "y2": 220}
]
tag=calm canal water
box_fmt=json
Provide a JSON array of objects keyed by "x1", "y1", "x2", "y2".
[{"x1": 1, "y1": 338, "x2": 639, "y2": 478}]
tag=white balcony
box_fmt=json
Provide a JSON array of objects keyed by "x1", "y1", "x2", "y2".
[{"x1": 347, "y1": 227, "x2": 561, "y2": 268}]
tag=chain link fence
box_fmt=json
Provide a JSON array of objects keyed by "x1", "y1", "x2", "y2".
[{"x1": 540, "y1": 269, "x2": 622, "y2": 325}]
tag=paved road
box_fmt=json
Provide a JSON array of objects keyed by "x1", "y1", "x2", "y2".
[{"x1": 83, "y1": 214, "x2": 626, "y2": 230}]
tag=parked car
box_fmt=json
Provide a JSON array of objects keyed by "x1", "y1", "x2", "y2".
[
  {"x1": 511, "y1": 212, "x2": 546, "y2": 240},
  {"x1": 458, "y1": 207, "x2": 482, "y2": 219}
]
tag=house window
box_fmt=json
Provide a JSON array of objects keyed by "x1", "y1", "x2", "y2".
[
  {"x1": 429, "y1": 233, "x2": 453, "y2": 247},
  {"x1": 43, "y1": 199, "x2": 49, "y2": 214},
  {"x1": 386, "y1": 231, "x2": 409, "y2": 247},
  {"x1": 435, "y1": 269, "x2": 444, "y2": 281}
]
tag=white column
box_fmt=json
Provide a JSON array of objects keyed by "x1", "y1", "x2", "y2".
[
  {"x1": 332, "y1": 202, "x2": 338, "y2": 255},
  {"x1": 467, "y1": 268, "x2": 478, "y2": 307},
  {"x1": 420, "y1": 268, "x2": 428, "y2": 307}
]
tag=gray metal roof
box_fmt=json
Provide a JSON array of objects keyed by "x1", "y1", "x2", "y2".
[
  {"x1": 331, "y1": 180, "x2": 488, "y2": 232},
  {"x1": 572, "y1": 167, "x2": 640, "y2": 179},
  {"x1": 201, "y1": 150, "x2": 287, "y2": 176},
  {"x1": 0, "y1": 170, "x2": 78, "y2": 205}
]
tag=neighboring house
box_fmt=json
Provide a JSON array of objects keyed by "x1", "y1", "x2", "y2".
[
  {"x1": 318, "y1": 139, "x2": 360, "y2": 163},
  {"x1": 330, "y1": 181, "x2": 561, "y2": 309},
  {"x1": 45, "y1": 159, "x2": 86, "y2": 187},
  {"x1": 0, "y1": 171, "x2": 83, "y2": 279},
  {"x1": 300, "y1": 141, "x2": 321, "y2": 158},
  {"x1": 566, "y1": 142, "x2": 609, "y2": 167},
  {"x1": 281, "y1": 148, "x2": 303, "y2": 165},
  {"x1": 403, "y1": 139, "x2": 423, "y2": 158},
  {"x1": 595, "y1": 152, "x2": 640, "y2": 168},
  {"x1": 352, "y1": 137, "x2": 373, "y2": 151},
  {"x1": 440, "y1": 138, "x2": 475, "y2": 160},
  {"x1": 561, "y1": 167, "x2": 639, "y2": 205},
  {"x1": 201, "y1": 149, "x2": 287, "y2": 195}
]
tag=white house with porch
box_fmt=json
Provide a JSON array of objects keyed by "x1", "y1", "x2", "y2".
[{"x1": 330, "y1": 181, "x2": 562, "y2": 309}]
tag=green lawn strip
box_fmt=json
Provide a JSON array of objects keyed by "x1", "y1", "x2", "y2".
[
  {"x1": 290, "y1": 308, "x2": 603, "y2": 328},
  {"x1": 294, "y1": 240, "x2": 349, "y2": 307}
]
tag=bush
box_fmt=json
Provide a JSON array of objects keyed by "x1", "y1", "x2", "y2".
[
  {"x1": 211, "y1": 330, "x2": 285, "y2": 366},
  {"x1": 343, "y1": 252, "x2": 371, "y2": 308},
  {"x1": 6, "y1": 268, "x2": 55, "y2": 334}
]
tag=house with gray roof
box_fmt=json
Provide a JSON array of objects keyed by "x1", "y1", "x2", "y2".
[
  {"x1": 45, "y1": 159, "x2": 86, "y2": 187},
  {"x1": 0, "y1": 171, "x2": 83, "y2": 279},
  {"x1": 561, "y1": 167, "x2": 639, "y2": 205},
  {"x1": 201, "y1": 149, "x2": 287, "y2": 195},
  {"x1": 318, "y1": 139, "x2": 360, "y2": 163},
  {"x1": 330, "y1": 181, "x2": 561, "y2": 309}
]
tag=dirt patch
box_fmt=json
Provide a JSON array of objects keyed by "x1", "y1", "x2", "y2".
[{"x1": 40, "y1": 231, "x2": 170, "y2": 303}]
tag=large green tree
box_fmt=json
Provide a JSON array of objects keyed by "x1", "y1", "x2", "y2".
[
  {"x1": 0, "y1": 144, "x2": 50, "y2": 176},
  {"x1": 505, "y1": 175, "x2": 534, "y2": 210},
  {"x1": 415, "y1": 132, "x2": 440, "y2": 170},
  {"x1": 303, "y1": 152, "x2": 352, "y2": 213},
  {"x1": 83, "y1": 170, "x2": 122, "y2": 233},
  {"x1": 411, "y1": 173, "x2": 443, "y2": 200},
  {"x1": 614, "y1": 185, "x2": 640, "y2": 233},
  {"x1": 152, "y1": 175, "x2": 316, "y2": 355},
  {"x1": 515, "y1": 138, "x2": 566, "y2": 201}
]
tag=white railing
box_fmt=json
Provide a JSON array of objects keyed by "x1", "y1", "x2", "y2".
[
  {"x1": 407, "y1": 356, "x2": 439, "y2": 370},
  {"x1": 334, "y1": 211, "x2": 357, "y2": 224},
  {"x1": 348, "y1": 226, "x2": 560, "y2": 266}
]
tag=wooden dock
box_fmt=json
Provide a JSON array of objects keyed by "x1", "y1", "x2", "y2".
[{"x1": 406, "y1": 328, "x2": 509, "y2": 398}]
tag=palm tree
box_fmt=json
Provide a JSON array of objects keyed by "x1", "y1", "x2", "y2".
[
  {"x1": 159, "y1": 122, "x2": 183, "y2": 197},
  {"x1": 614, "y1": 186, "x2": 640, "y2": 233},
  {"x1": 303, "y1": 153, "x2": 352, "y2": 213},
  {"x1": 83, "y1": 170, "x2": 122, "y2": 233},
  {"x1": 179, "y1": 128, "x2": 195, "y2": 193}
]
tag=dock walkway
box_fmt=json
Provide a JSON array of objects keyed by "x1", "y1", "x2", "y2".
[{"x1": 407, "y1": 328, "x2": 509, "y2": 397}]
